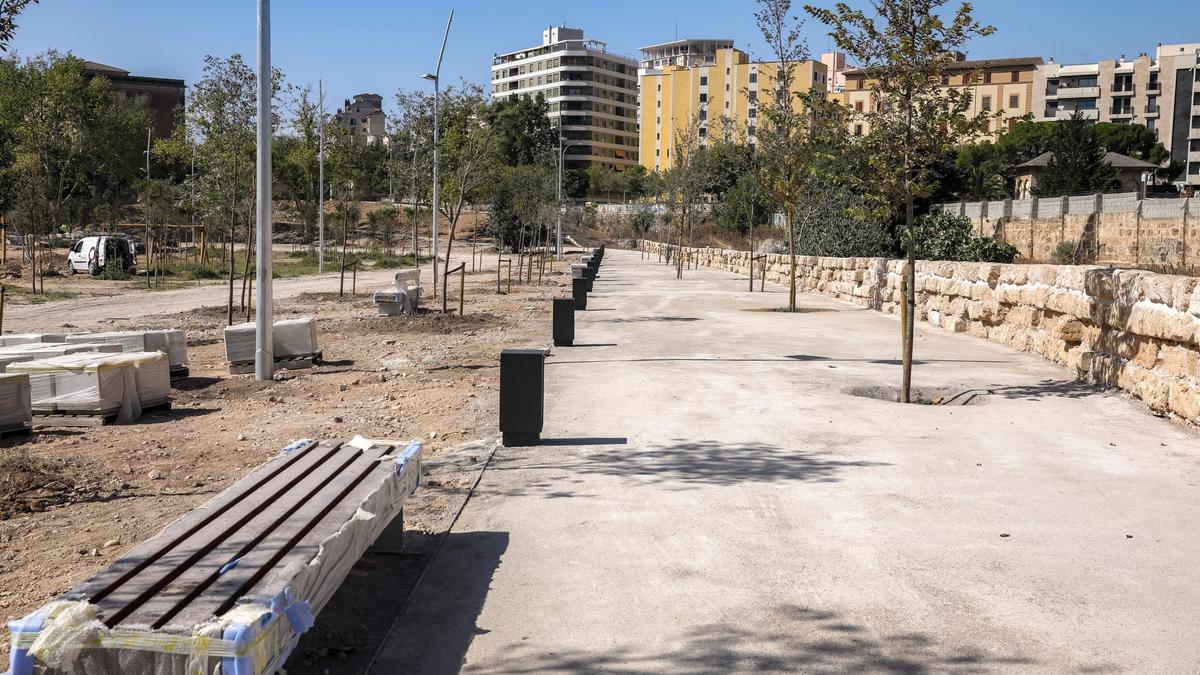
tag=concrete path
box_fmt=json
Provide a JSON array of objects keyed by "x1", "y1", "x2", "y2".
[{"x1": 372, "y1": 250, "x2": 1200, "y2": 674}]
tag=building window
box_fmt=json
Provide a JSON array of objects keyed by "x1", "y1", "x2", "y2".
[
  {"x1": 854, "y1": 124, "x2": 863, "y2": 137},
  {"x1": 700, "y1": 76, "x2": 708, "y2": 86},
  {"x1": 749, "y1": 73, "x2": 758, "y2": 84},
  {"x1": 984, "y1": 72, "x2": 992, "y2": 84},
  {"x1": 749, "y1": 109, "x2": 757, "y2": 118},
  {"x1": 981, "y1": 96, "x2": 992, "y2": 111},
  {"x1": 1011, "y1": 70, "x2": 1020, "y2": 83},
  {"x1": 854, "y1": 101, "x2": 863, "y2": 112},
  {"x1": 749, "y1": 91, "x2": 758, "y2": 103},
  {"x1": 1009, "y1": 94, "x2": 1019, "y2": 109},
  {"x1": 699, "y1": 93, "x2": 707, "y2": 103}
]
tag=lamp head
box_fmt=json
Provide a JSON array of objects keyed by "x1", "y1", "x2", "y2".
[{"x1": 422, "y1": 73, "x2": 438, "y2": 82}]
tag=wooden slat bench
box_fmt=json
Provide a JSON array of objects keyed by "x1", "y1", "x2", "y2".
[{"x1": 5, "y1": 436, "x2": 422, "y2": 675}]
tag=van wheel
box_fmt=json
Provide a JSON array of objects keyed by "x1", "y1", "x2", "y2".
[{"x1": 89, "y1": 261, "x2": 99, "y2": 276}]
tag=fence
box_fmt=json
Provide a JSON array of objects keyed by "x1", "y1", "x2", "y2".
[{"x1": 936, "y1": 194, "x2": 1198, "y2": 266}]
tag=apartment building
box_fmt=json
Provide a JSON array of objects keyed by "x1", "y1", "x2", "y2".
[
  {"x1": 841, "y1": 54, "x2": 1043, "y2": 141},
  {"x1": 491, "y1": 26, "x2": 639, "y2": 170},
  {"x1": 821, "y1": 52, "x2": 849, "y2": 94},
  {"x1": 83, "y1": 61, "x2": 185, "y2": 139},
  {"x1": 638, "y1": 40, "x2": 828, "y2": 172},
  {"x1": 332, "y1": 93, "x2": 387, "y2": 144},
  {"x1": 1034, "y1": 44, "x2": 1200, "y2": 190}
]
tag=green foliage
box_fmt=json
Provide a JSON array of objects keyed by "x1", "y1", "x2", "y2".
[
  {"x1": 0, "y1": 0, "x2": 38, "y2": 52},
  {"x1": 1035, "y1": 112, "x2": 1120, "y2": 196},
  {"x1": 909, "y1": 211, "x2": 1018, "y2": 263},
  {"x1": 489, "y1": 93, "x2": 556, "y2": 167},
  {"x1": 1052, "y1": 240, "x2": 1079, "y2": 265}
]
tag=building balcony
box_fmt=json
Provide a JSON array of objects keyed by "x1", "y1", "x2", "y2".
[
  {"x1": 1191, "y1": 126, "x2": 1200, "y2": 140},
  {"x1": 1146, "y1": 85, "x2": 1161, "y2": 95},
  {"x1": 1145, "y1": 106, "x2": 1160, "y2": 117},
  {"x1": 1109, "y1": 108, "x2": 1135, "y2": 120},
  {"x1": 1051, "y1": 85, "x2": 1101, "y2": 100},
  {"x1": 1054, "y1": 108, "x2": 1099, "y2": 121}
]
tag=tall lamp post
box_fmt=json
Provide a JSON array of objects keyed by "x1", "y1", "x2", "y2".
[
  {"x1": 423, "y1": 9, "x2": 453, "y2": 301},
  {"x1": 254, "y1": 0, "x2": 274, "y2": 381},
  {"x1": 556, "y1": 136, "x2": 578, "y2": 261},
  {"x1": 318, "y1": 78, "x2": 325, "y2": 274}
]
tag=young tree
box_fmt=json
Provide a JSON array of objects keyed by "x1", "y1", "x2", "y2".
[
  {"x1": 806, "y1": 0, "x2": 996, "y2": 402},
  {"x1": 664, "y1": 117, "x2": 706, "y2": 278},
  {"x1": 434, "y1": 83, "x2": 498, "y2": 311},
  {"x1": 1035, "y1": 111, "x2": 1120, "y2": 196},
  {"x1": 754, "y1": 0, "x2": 819, "y2": 310}
]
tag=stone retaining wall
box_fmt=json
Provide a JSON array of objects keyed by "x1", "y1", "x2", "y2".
[{"x1": 639, "y1": 240, "x2": 1200, "y2": 426}]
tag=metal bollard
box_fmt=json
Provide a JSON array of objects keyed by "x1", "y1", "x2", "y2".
[
  {"x1": 583, "y1": 265, "x2": 596, "y2": 292},
  {"x1": 500, "y1": 348, "x2": 545, "y2": 447},
  {"x1": 552, "y1": 298, "x2": 575, "y2": 347},
  {"x1": 572, "y1": 278, "x2": 588, "y2": 310}
]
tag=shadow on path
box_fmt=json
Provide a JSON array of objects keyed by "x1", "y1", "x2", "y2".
[
  {"x1": 466, "y1": 604, "x2": 1038, "y2": 674},
  {"x1": 488, "y1": 440, "x2": 888, "y2": 495}
]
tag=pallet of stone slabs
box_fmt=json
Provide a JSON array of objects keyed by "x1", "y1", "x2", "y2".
[
  {"x1": 228, "y1": 351, "x2": 323, "y2": 375},
  {"x1": 31, "y1": 400, "x2": 172, "y2": 428},
  {"x1": 5, "y1": 436, "x2": 422, "y2": 675}
]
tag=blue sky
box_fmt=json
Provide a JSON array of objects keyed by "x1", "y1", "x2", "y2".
[{"x1": 8, "y1": 0, "x2": 1199, "y2": 113}]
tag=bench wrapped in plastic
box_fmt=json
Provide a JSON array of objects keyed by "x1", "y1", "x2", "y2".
[
  {"x1": 64, "y1": 331, "x2": 188, "y2": 373},
  {"x1": 5, "y1": 437, "x2": 423, "y2": 675},
  {"x1": 7, "y1": 352, "x2": 170, "y2": 421},
  {"x1": 224, "y1": 318, "x2": 319, "y2": 365},
  {"x1": 0, "y1": 372, "x2": 32, "y2": 431}
]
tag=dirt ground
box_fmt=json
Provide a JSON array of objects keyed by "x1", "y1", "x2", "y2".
[{"x1": 0, "y1": 245, "x2": 567, "y2": 665}]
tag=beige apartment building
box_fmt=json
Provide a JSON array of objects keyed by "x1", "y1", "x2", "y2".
[
  {"x1": 841, "y1": 55, "x2": 1044, "y2": 141},
  {"x1": 638, "y1": 39, "x2": 828, "y2": 172},
  {"x1": 1033, "y1": 43, "x2": 1200, "y2": 189},
  {"x1": 491, "y1": 26, "x2": 639, "y2": 170}
]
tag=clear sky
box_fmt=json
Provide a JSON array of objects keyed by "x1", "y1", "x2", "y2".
[{"x1": 8, "y1": 0, "x2": 1199, "y2": 113}]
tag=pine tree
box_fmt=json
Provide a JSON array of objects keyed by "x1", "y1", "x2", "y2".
[{"x1": 1036, "y1": 112, "x2": 1119, "y2": 196}]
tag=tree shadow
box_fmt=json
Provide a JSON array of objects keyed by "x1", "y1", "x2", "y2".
[
  {"x1": 987, "y1": 379, "x2": 1108, "y2": 401},
  {"x1": 171, "y1": 376, "x2": 223, "y2": 391},
  {"x1": 603, "y1": 316, "x2": 701, "y2": 324},
  {"x1": 452, "y1": 604, "x2": 1037, "y2": 674},
  {"x1": 488, "y1": 440, "x2": 889, "y2": 494},
  {"x1": 363, "y1": 531, "x2": 510, "y2": 675}
]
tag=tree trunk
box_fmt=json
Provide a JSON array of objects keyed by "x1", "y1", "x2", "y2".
[
  {"x1": 442, "y1": 215, "x2": 460, "y2": 314},
  {"x1": 902, "y1": 192, "x2": 916, "y2": 403},
  {"x1": 788, "y1": 209, "x2": 797, "y2": 311}
]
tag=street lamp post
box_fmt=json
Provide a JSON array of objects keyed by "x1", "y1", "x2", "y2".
[
  {"x1": 254, "y1": 0, "x2": 274, "y2": 381},
  {"x1": 557, "y1": 137, "x2": 578, "y2": 261},
  {"x1": 318, "y1": 79, "x2": 325, "y2": 274},
  {"x1": 424, "y1": 9, "x2": 453, "y2": 302}
]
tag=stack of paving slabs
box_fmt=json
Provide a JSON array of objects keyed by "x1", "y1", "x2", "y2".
[
  {"x1": 4, "y1": 436, "x2": 423, "y2": 675},
  {"x1": 0, "y1": 333, "x2": 67, "y2": 347},
  {"x1": 0, "y1": 372, "x2": 33, "y2": 432},
  {"x1": 0, "y1": 343, "x2": 122, "y2": 373},
  {"x1": 65, "y1": 330, "x2": 189, "y2": 378},
  {"x1": 7, "y1": 352, "x2": 171, "y2": 423},
  {"x1": 224, "y1": 318, "x2": 320, "y2": 370}
]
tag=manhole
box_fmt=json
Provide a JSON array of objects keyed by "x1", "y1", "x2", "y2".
[{"x1": 844, "y1": 385, "x2": 989, "y2": 406}]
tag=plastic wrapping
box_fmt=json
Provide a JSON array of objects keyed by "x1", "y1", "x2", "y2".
[
  {"x1": 64, "y1": 331, "x2": 188, "y2": 372},
  {"x1": 0, "y1": 373, "x2": 32, "y2": 430},
  {"x1": 372, "y1": 271, "x2": 422, "y2": 315},
  {"x1": 4, "y1": 437, "x2": 423, "y2": 675},
  {"x1": 8, "y1": 352, "x2": 169, "y2": 422},
  {"x1": 0, "y1": 343, "x2": 122, "y2": 373},
  {"x1": 0, "y1": 333, "x2": 67, "y2": 347},
  {"x1": 224, "y1": 318, "x2": 319, "y2": 364}
]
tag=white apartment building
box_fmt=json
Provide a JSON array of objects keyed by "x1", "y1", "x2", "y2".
[
  {"x1": 491, "y1": 26, "x2": 639, "y2": 170},
  {"x1": 1033, "y1": 43, "x2": 1200, "y2": 190}
]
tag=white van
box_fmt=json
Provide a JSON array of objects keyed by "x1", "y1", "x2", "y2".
[{"x1": 67, "y1": 236, "x2": 137, "y2": 276}]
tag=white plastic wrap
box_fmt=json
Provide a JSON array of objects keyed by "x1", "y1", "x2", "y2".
[
  {"x1": 0, "y1": 344, "x2": 122, "y2": 373},
  {"x1": 0, "y1": 373, "x2": 32, "y2": 430},
  {"x1": 8, "y1": 352, "x2": 168, "y2": 422},
  {"x1": 64, "y1": 331, "x2": 187, "y2": 371},
  {"x1": 225, "y1": 318, "x2": 319, "y2": 364},
  {"x1": 0, "y1": 334, "x2": 67, "y2": 347}
]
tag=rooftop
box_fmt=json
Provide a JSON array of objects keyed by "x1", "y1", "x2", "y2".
[{"x1": 1016, "y1": 151, "x2": 1159, "y2": 170}]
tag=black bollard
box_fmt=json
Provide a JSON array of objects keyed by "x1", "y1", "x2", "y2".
[
  {"x1": 572, "y1": 278, "x2": 588, "y2": 310},
  {"x1": 500, "y1": 348, "x2": 545, "y2": 447},
  {"x1": 583, "y1": 265, "x2": 596, "y2": 292},
  {"x1": 552, "y1": 298, "x2": 575, "y2": 346}
]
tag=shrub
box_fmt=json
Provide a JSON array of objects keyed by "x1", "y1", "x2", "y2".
[
  {"x1": 1052, "y1": 240, "x2": 1079, "y2": 265},
  {"x1": 911, "y1": 212, "x2": 1019, "y2": 264}
]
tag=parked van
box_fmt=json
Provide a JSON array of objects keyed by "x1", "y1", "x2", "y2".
[{"x1": 67, "y1": 236, "x2": 137, "y2": 276}]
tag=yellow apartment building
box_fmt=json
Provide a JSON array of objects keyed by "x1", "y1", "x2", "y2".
[
  {"x1": 638, "y1": 39, "x2": 829, "y2": 172},
  {"x1": 840, "y1": 55, "x2": 1043, "y2": 141}
]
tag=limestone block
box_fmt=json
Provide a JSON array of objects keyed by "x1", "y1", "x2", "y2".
[
  {"x1": 1169, "y1": 381, "x2": 1200, "y2": 422},
  {"x1": 1007, "y1": 306, "x2": 1038, "y2": 328},
  {"x1": 1158, "y1": 345, "x2": 1200, "y2": 379},
  {"x1": 1054, "y1": 318, "x2": 1087, "y2": 345}
]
